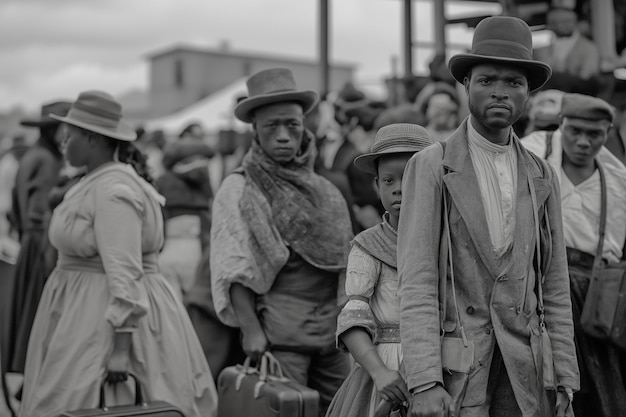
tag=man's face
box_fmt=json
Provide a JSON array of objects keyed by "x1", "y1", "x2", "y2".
[
  {"x1": 560, "y1": 117, "x2": 611, "y2": 167},
  {"x1": 465, "y1": 63, "x2": 529, "y2": 132},
  {"x1": 253, "y1": 102, "x2": 305, "y2": 163},
  {"x1": 547, "y1": 9, "x2": 578, "y2": 38}
]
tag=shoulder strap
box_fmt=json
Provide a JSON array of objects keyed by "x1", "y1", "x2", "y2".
[
  {"x1": 528, "y1": 173, "x2": 546, "y2": 328},
  {"x1": 544, "y1": 130, "x2": 555, "y2": 159},
  {"x1": 592, "y1": 162, "x2": 607, "y2": 272},
  {"x1": 438, "y1": 142, "x2": 469, "y2": 346}
]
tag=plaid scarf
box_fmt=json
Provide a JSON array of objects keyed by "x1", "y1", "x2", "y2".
[{"x1": 239, "y1": 130, "x2": 352, "y2": 276}]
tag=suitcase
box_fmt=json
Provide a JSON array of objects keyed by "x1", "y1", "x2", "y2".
[
  {"x1": 217, "y1": 352, "x2": 319, "y2": 417},
  {"x1": 59, "y1": 374, "x2": 184, "y2": 417}
]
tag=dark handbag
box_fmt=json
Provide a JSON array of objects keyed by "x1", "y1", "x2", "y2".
[
  {"x1": 580, "y1": 164, "x2": 626, "y2": 349},
  {"x1": 438, "y1": 143, "x2": 475, "y2": 414},
  {"x1": 58, "y1": 374, "x2": 184, "y2": 417}
]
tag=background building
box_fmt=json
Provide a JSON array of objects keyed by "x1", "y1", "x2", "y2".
[{"x1": 146, "y1": 44, "x2": 356, "y2": 117}]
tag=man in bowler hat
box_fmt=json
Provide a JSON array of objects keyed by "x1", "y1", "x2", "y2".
[
  {"x1": 210, "y1": 68, "x2": 352, "y2": 415},
  {"x1": 398, "y1": 16, "x2": 579, "y2": 416}
]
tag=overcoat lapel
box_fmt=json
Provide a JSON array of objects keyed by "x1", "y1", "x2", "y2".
[
  {"x1": 441, "y1": 120, "x2": 550, "y2": 280},
  {"x1": 442, "y1": 120, "x2": 501, "y2": 279}
]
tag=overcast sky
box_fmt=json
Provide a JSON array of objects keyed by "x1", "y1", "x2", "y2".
[{"x1": 1, "y1": 0, "x2": 502, "y2": 112}]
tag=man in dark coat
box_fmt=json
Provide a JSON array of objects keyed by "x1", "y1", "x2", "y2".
[{"x1": 399, "y1": 17, "x2": 578, "y2": 417}]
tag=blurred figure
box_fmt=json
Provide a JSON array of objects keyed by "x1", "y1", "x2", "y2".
[
  {"x1": 155, "y1": 122, "x2": 214, "y2": 299},
  {"x1": 426, "y1": 54, "x2": 470, "y2": 121},
  {"x1": 329, "y1": 83, "x2": 385, "y2": 230},
  {"x1": 306, "y1": 100, "x2": 360, "y2": 234},
  {"x1": 6, "y1": 101, "x2": 71, "y2": 377},
  {"x1": 0, "y1": 136, "x2": 28, "y2": 239},
  {"x1": 524, "y1": 89, "x2": 566, "y2": 135},
  {"x1": 535, "y1": 6, "x2": 601, "y2": 94},
  {"x1": 605, "y1": 103, "x2": 626, "y2": 165},
  {"x1": 423, "y1": 92, "x2": 460, "y2": 142},
  {"x1": 135, "y1": 128, "x2": 166, "y2": 180}
]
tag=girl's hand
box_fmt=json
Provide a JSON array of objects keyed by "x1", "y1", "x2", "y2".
[{"x1": 372, "y1": 367, "x2": 409, "y2": 405}]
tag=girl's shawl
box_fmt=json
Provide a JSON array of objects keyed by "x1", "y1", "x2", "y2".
[
  {"x1": 239, "y1": 130, "x2": 353, "y2": 279},
  {"x1": 352, "y1": 223, "x2": 397, "y2": 269}
]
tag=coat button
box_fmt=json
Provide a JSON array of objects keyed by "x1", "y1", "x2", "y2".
[
  {"x1": 485, "y1": 327, "x2": 492, "y2": 335},
  {"x1": 466, "y1": 306, "x2": 475, "y2": 315}
]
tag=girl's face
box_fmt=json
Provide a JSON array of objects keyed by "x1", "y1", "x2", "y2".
[
  {"x1": 375, "y1": 153, "x2": 413, "y2": 226},
  {"x1": 62, "y1": 125, "x2": 91, "y2": 168}
]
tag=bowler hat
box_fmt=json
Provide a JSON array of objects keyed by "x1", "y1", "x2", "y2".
[
  {"x1": 50, "y1": 90, "x2": 136, "y2": 141},
  {"x1": 448, "y1": 16, "x2": 552, "y2": 91},
  {"x1": 234, "y1": 68, "x2": 319, "y2": 123},
  {"x1": 354, "y1": 123, "x2": 432, "y2": 174},
  {"x1": 20, "y1": 101, "x2": 72, "y2": 127}
]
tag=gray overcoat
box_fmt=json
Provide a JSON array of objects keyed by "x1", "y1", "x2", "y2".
[{"x1": 398, "y1": 119, "x2": 579, "y2": 416}]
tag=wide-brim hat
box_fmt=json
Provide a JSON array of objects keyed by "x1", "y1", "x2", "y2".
[
  {"x1": 448, "y1": 16, "x2": 552, "y2": 91},
  {"x1": 234, "y1": 68, "x2": 319, "y2": 123},
  {"x1": 20, "y1": 100, "x2": 72, "y2": 127},
  {"x1": 50, "y1": 90, "x2": 136, "y2": 141},
  {"x1": 354, "y1": 123, "x2": 432, "y2": 174}
]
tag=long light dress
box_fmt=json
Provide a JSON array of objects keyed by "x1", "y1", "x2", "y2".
[
  {"x1": 19, "y1": 163, "x2": 217, "y2": 417},
  {"x1": 326, "y1": 222, "x2": 403, "y2": 417}
]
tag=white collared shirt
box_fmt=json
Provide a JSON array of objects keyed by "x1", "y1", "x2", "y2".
[
  {"x1": 521, "y1": 129, "x2": 626, "y2": 263},
  {"x1": 467, "y1": 119, "x2": 518, "y2": 258}
]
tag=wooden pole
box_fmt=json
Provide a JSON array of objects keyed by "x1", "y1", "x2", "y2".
[{"x1": 319, "y1": 0, "x2": 330, "y2": 98}]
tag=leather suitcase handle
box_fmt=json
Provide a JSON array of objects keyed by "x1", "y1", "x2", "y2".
[{"x1": 99, "y1": 373, "x2": 146, "y2": 410}]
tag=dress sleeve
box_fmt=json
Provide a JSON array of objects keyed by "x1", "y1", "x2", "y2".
[
  {"x1": 94, "y1": 178, "x2": 149, "y2": 328},
  {"x1": 336, "y1": 243, "x2": 381, "y2": 351}
]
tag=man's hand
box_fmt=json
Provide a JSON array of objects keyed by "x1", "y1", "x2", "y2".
[
  {"x1": 409, "y1": 384, "x2": 452, "y2": 417},
  {"x1": 371, "y1": 368, "x2": 409, "y2": 405},
  {"x1": 556, "y1": 391, "x2": 574, "y2": 417},
  {"x1": 241, "y1": 326, "x2": 268, "y2": 365}
]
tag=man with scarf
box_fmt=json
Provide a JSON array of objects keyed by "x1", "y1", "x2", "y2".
[{"x1": 210, "y1": 68, "x2": 353, "y2": 415}]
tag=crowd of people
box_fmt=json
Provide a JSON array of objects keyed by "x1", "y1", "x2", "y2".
[{"x1": 1, "y1": 8, "x2": 626, "y2": 417}]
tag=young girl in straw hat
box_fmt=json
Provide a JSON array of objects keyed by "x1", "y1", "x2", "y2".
[
  {"x1": 325, "y1": 123, "x2": 432, "y2": 417},
  {"x1": 19, "y1": 91, "x2": 218, "y2": 417}
]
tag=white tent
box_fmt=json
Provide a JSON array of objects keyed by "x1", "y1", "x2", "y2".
[{"x1": 144, "y1": 78, "x2": 249, "y2": 134}]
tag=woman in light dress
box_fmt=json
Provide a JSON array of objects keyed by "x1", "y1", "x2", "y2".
[{"x1": 19, "y1": 90, "x2": 217, "y2": 417}]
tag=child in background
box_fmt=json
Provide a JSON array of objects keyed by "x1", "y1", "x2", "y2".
[{"x1": 325, "y1": 123, "x2": 432, "y2": 417}]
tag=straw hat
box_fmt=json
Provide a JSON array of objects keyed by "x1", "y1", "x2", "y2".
[
  {"x1": 50, "y1": 90, "x2": 136, "y2": 141},
  {"x1": 20, "y1": 101, "x2": 72, "y2": 127},
  {"x1": 448, "y1": 16, "x2": 552, "y2": 91},
  {"x1": 354, "y1": 123, "x2": 432, "y2": 174},
  {"x1": 234, "y1": 68, "x2": 319, "y2": 123}
]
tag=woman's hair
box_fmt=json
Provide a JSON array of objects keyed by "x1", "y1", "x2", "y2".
[{"x1": 115, "y1": 140, "x2": 153, "y2": 183}]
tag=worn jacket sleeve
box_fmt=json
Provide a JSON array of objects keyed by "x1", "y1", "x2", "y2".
[
  {"x1": 542, "y1": 164, "x2": 580, "y2": 390},
  {"x1": 398, "y1": 145, "x2": 445, "y2": 391},
  {"x1": 94, "y1": 178, "x2": 149, "y2": 328},
  {"x1": 210, "y1": 174, "x2": 288, "y2": 327}
]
